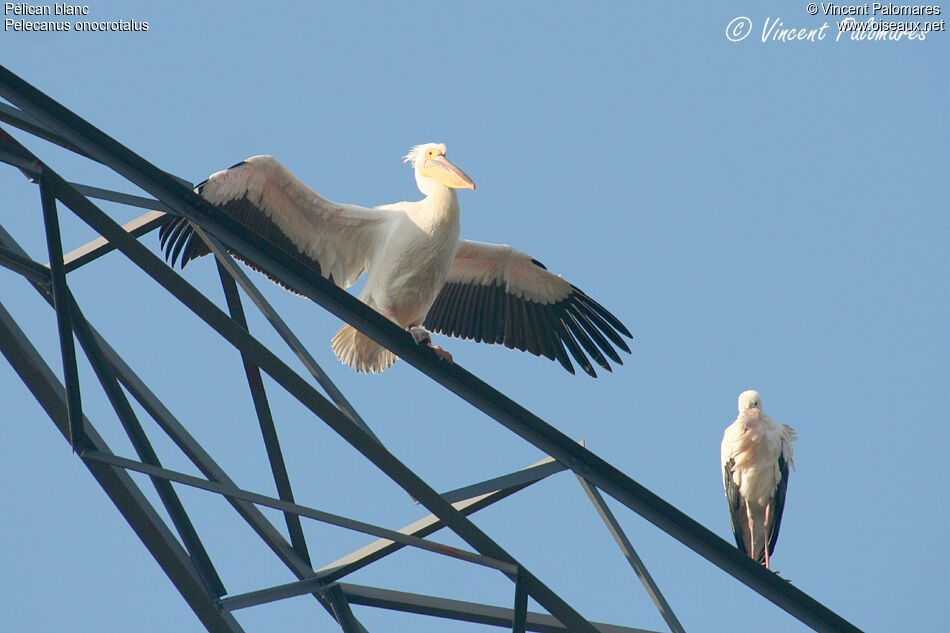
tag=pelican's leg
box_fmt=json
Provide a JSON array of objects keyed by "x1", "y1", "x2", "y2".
[
  {"x1": 409, "y1": 326, "x2": 430, "y2": 345},
  {"x1": 409, "y1": 326, "x2": 453, "y2": 363}
]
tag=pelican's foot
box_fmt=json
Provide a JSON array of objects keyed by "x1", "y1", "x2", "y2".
[
  {"x1": 409, "y1": 327, "x2": 453, "y2": 363},
  {"x1": 409, "y1": 326, "x2": 431, "y2": 345},
  {"x1": 427, "y1": 344, "x2": 453, "y2": 364}
]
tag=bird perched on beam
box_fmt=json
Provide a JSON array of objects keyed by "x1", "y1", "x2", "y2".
[
  {"x1": 720, "y1": 390, "x2": 797, "y2": 569},
  {"x1": 159, "y1": 143, "x2": 631, "y2": 376}
]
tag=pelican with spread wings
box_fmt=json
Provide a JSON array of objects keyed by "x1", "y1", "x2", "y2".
[{"x1": 160, "y1": 143, "x2": 631, "y2": 376}]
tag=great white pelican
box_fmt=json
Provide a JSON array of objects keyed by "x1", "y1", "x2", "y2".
[{"x1": 159, "y1": 143, "x2": 632, "y2": 376}]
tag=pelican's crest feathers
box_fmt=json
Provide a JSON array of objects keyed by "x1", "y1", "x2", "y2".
[{"x1": 404, "y1": 142, "x2": 447, "y2": 167}]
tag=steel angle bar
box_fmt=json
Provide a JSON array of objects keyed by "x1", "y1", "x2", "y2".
[
  {"x1": 68, "y1": 292, "x2": 226, "y2": 597},
  {"x1": 512, "y1": 570, "x2": 529, "y2": 633},
  {"x1": 0, "y1": 70, "x2": 544, "y2": 404},
  {"x1": 219, "y1": 576, "x2": 333, "y2": 612},
  {"x1": 194, "y1": 225, "x2": 378, "y2": 444},
  {"x1": 0, "y1": 225, "x2": 349, "y2": 626},
  {"x1": 38, "y1": 173, "x2": 85, "y2": 449},
  {"x1": 0, "y1": 67, "x2": 864, "y2": 633},
  {"x1": 0, "y1": 301, "x2": 243, "y2": 633},
  {"x1": 576, "y1": 477, "x2": 685, "y2": 633},
  {"x1": 62, "y1": 210, "x2": 166, "y2": 272},
  {"x1": 0, "y1": 134, "x2": 597, "y2": 631},
  {"x1": 81, "y1": 450, "x2": 519, "y2": 576},
  {"x1": 325, "y1": 584, "x2": 363, "y2": 633},
  {"x1": 64, "y1": 183, "x2": 172, "y2": 211},
  {"x1": 0, "y1": 71, "x2": 841, "y2": 633},
  {"x1": 0, "y1": 243, "x2": 49, "y2": 285},
  {"x1": 338, "y1": 584, "x2": 661, "y2": 633},
  {"x1": 439, "y1": 454, "x2": 567, "y2": 504},
  {"x1": 317, "y1": 455, "x2": 563, "y2": 583},
  {"x1": 0, "y1": 146, "x2": 40, "y2": 173},
  {"x1": 0, "y1": 101, "x2": 97, "y2": 160},
  {"x1": 216, "y1": 261, "x2": 311, "y2": 566}
]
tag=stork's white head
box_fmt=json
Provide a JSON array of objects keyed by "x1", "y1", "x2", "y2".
[
  {"x1": 738, "y1": 390, "x2": 762, "y2": 412},
  {"x1": 404, "y1": 143, "x2": 475, "y2": 196}
]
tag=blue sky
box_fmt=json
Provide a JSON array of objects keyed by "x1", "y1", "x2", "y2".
[{"x1": 1, "y1": 2, "x2": 947, "y2": 632}]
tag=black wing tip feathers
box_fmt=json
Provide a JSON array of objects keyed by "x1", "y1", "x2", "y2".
[
  {"x1": 570, "y1": 284, "x2": 633, "y2": 340},
  {"x1": 530, "y1": 258, "x2": 548, "y2": 270},
  {"x1": 423, "y1": 278, "x2": 635, "y2": 378}
]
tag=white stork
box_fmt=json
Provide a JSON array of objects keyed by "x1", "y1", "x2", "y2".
[
  {"x1": 720, "y1": 390, "x2": 797, "y2": 569},
  {"x1": 159, "y1": 143, "x2": 631, "y2": 376}
]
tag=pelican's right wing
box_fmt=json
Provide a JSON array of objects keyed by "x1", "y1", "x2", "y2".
[
  {"x1": 159, "y1": 155, "x2": 392, "y2": 288},
  {"x1": 422, "y1": 239, "x2": 632, "y2": 377}
]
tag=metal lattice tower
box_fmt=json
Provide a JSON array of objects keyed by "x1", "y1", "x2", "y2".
[{"x1": 0, "y1": 66, "x2": 863, "y2": 633}]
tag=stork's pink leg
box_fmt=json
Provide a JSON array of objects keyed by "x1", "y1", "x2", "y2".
[
  {"x1": 746, "y1": 503, "x2": 756, "y2": 563},
  {"x1": 763, "y1": 504, "x2": 771, "y2": 569}
]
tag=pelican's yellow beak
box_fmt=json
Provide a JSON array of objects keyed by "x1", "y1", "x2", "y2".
[{"x1": 421, "y1": 155, "x2": 475, "y2": 190}]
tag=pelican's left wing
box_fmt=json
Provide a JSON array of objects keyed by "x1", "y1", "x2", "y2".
[
  {"x1": 159, "y1": 155, "x2": 392, "y2": 289},
  {"x1": 422, "y1": 239, "x2": 632, "y2": 377}
]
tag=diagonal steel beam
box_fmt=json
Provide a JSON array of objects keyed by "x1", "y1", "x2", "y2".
[
  {"x1": 439, "y1": 457, "x2": 567, "y2": 504},
  {"x1": 0, "y1": 65, "x2": 864, "y2": 633},
  {"x1": 217, "y1": 261, "x2": 312, "y2": 566},
  {"x1": 0, "y1": 100, "x2": 97, "y2": 160},
  {"x1": 0, "y1": 300, "x2": 243, "y2": 633},
  {"x1": 577, "y1": 477, "x2": 685, "y2": 633},
  {"x1": 318, "y1": 455, "x2": 565, "y2": 582},
  {"x1": 1, "y1": 135, "x2": 598, "y2": 633},
  {"x1": 38, "y1": 173, "x2": 84, "y2": 449},
  {"x1": 68, "y1": 290, "x2": 227, "y2": 597},
  {"x1": 62, "y1": 209, "x2": 167, "y2": 272},
  {"x1": 195, "y1": 225, "x2": 378, "y2": 444},
  {"x1": 512, "y1": 570, "x2": 529, "y2": 633},
  {"x1": 0, "y1": 243, "x2": 50, "y2": 284},
  {"x1": 338, "y1": 583, "x2": 661, "y2": 633},
  {"x1": 81, "y1": 450, "x2": 518, "y2": 576},
  {"x1": 325, "y1": 584, "x2": 362, "y2": 633},
  {"x1": 218, "y1": 576, "x2": 333, "y2": 612},
  {"x1": 0, "y1": 223, "x2": 359, "y2": 629}
]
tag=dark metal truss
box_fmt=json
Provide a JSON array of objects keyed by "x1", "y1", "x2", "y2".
[{"x1": 0, "y1": 64, "x2": 863, "y2": 633}]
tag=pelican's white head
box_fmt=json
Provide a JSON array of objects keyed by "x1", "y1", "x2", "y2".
[
  {"x1": 738, "y1": 389, "x2": 762, "y2": 413},
  {"x1": 404, "y1": 143, "x2": 475, "y2": 196}
]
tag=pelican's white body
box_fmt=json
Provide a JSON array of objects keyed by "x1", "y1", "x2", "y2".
[
  {"x1": 332, "y1": 185, "x2": 462, "y2": 372},
  {"x1": 173, "y1": 142, "x2": 632, "y2": 376},
  {"x1": 366, "y1": 187, "x2": 461, "y2": 328}
]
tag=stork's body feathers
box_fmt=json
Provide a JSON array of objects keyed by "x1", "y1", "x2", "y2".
[
  {"x1": 159, "y1": 144, "x2": 632, "y2": 376},
  {"x1": 720, "y1": 390, "x2": 797, "y2": 569}
]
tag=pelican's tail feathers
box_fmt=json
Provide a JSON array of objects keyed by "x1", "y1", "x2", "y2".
[{"x1": 331, "y1": 324, "x2": 398, "y2": 374}]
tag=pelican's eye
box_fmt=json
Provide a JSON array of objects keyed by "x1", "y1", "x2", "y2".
[{"x1": 426, "y1": 149, "x2": 436, "y2": 158}]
